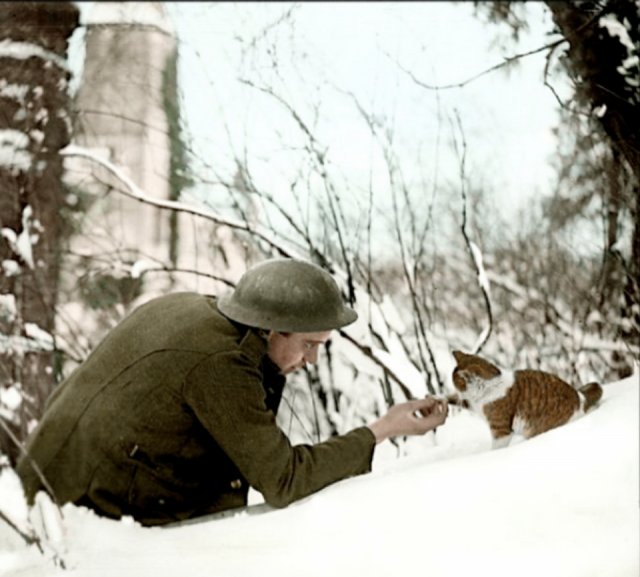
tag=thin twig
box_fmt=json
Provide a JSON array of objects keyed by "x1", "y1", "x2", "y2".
[
  {"x1": 342, "y1": 87, "x2": 443, "y2": 393},
  {"x1": 136, "y1": 265, "x2": 236, "y2": 288},
  {"x1": 237, "y1": 80, "x2": 357, "y2": 303},
  {"x1": 0, "y1": 508, "x2": 44, "y2": 552},
  {"x1": 392, "y1": 37, "x2": 566, "y2": 92},
  {"x1": 0, "y1": 418, "x2": 61, "y2": 511},
  {"x1": 279, "y1": 392, "x2": 315, "y2": 442}
]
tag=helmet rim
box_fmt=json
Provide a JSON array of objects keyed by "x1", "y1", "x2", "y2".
[{"x1": 217, "y1": 258, "x2": 358, "y2": 332}]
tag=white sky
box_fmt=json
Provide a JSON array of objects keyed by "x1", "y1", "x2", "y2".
[
  {"x1": 69, "y1": 2, "x2": 568, "y2": 237},
  {"x1": 164, "y1": 2, "x2": 564, "y2": 220}
]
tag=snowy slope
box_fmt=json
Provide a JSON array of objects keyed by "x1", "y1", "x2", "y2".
[{"x1": 1, "y1": 374, "x2": 638, "y2": 577}]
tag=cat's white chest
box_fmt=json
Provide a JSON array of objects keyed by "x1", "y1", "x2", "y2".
[{"x1": 463, "y1": 369, "x2": 516, "y2": 414}]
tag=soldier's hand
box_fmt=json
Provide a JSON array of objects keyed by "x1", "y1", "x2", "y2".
[{"x1": 367, "y1": 397, "x2": 448, "y2": 443}]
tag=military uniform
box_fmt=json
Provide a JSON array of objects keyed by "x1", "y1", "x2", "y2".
[{"x1": 17, "y1": 292, "x2": 376, "y2": 526}]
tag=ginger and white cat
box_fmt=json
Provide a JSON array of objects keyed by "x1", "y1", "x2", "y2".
[{"x1": 449, "y1": 350, "x2": 603, "y2": 449}]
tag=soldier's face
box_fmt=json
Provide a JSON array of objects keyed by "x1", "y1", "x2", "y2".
[{"x1": 267, "y1": 330, "x2": 331, "y2": 375}]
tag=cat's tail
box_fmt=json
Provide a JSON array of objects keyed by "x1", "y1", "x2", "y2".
[{"x1": 578, "y1": 382, "x2": 603, "y2": 412}]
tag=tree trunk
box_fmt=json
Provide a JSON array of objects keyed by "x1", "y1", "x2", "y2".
[
  {"x1": 545, "y1": 1, "x2": 639, "y2": 182},
  {"x1": 545, "y1": 0, "x2": 640, "y2": 350},
  {"x1": 0, "y1": 2, "x2": 79, "y2": 463}
]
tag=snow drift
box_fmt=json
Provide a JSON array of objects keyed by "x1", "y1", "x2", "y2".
[{"x1": 1, "y1": 373, "x2": 638, "y2": 577}]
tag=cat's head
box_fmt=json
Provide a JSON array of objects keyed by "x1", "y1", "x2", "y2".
[{"x1": 451, "y1": 350, "x2": 501, "y2": 393}]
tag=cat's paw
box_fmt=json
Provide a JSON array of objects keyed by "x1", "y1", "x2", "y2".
[
  {"x1": 491, "y1": 435, "x2": 513, "y2": 450},
  {"x1": 445, "y1": 393, "x2": 469, "y2": 409}
]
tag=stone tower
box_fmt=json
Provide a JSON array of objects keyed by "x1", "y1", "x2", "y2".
[
  {"x1": 72, "y1": 1, "x2": 176, "y2": 260},
  {"x1": 63, "y1": 1, "x2": 254, "y2": 323}
]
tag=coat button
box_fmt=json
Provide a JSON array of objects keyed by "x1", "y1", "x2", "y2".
[{"x1": 230, "y1": 479, "x2": 242, "y2": 490}]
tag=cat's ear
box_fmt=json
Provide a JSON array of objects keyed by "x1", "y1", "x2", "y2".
[{"x1": 452, "y1": 350, "x2": 467, "y2": 364}]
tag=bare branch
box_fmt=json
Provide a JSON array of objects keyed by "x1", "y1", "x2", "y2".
[
  {"x1": 391, "y1": 37, "x2": 566, "y2": 91},
  {"x1": 62, "y1": 145, "x2": 434, "y2": 401},
  {"x1": 237, "y1": 79, "x2": 357, "y2": 303},
  {"x1": 60, "y1": 145, "x2": 300, "y2": 259},
  {"x1": 341, "y1": 88, "x2": 443, "y2": 392},
  {"x1": 338, "y1": 330, "x2": 415, "y2": 401},
  {"x1": 0, "y1": 508, "x2": 44, "y2": 553},
  {"x1": 136, "y1": 265, "x2": 236, "y2": 288},
  {"x1": 0, "y1": 418, "x2": 61, "y2": 511},
  {"x1": 452, "y1": 111, "x2": 493, "y2": 354}
]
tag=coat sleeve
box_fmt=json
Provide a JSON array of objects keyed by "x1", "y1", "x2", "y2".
[{"x1": 183, "y1": 350, "x2": 376, "y2": 508}]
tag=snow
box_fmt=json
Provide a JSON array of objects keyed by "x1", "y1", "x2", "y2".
[
  {"x1": 1, "y1": 206, "x2": 36, "y2": 269},
  {"x1": 599, "y1": 14, "x2": 640, "y2": 88},
  {"x1": 0, "y1": 385, "x2": 22, "y2": 413},
  {"x1": 23, "y1": 324, "x2": 54, "y2": 352},
  {"x1": 0, "y1": 334, "x2": 53, "y2": 356},
  {"x1": 1, "y1": 260, "x2": 21, "y2": 278},
  {"x1": 0, "y1": 81, "x2": 29, "y2": 102},
  {"x1": 0, "y1": 129, "x2": 32, "y2": 174},
  {"x1": 470, "y1": 241, "x2": 490, "y2": 296},
  {"x1": 593, "y1": 104, "x2": 607, "y2": 118},
  {"x1": 370, "y1": 346, "x2": 426, "y2": 394},
  {"x1": 0, "y1": 317, "x2": 54, "y2": 356},
  {"x1": 29, "y1": 130, "x2": 44, "y2": 145},
  {"x1": 129, "y1": 259, "x2": 158, "y2": 279},
  {"x1": 1, "y1": 373, "x2": 637, "y2": 577},
  {"x1": 0, "y1": 40, "x2": 69, "y2": 71},
  {"x1": 599, "y1": 15, "x2": 635, "y2": 54},
  {"x1": 0, "y1": 294, "x2": 17, "y2": 324}
]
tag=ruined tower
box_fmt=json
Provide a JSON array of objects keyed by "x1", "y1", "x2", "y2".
[
  {"x1": 72, "y1": 2, "x2": 176, "y2": 260},
  {"x1": 62, "y1": 1, "x2": 253, "y2": 322}
]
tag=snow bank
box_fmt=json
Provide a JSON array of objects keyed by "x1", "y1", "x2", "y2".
[{"x1": 0, "y1": 375, "x2": 637, "y2": 577}]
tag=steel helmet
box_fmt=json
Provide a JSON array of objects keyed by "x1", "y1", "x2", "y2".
[{"x1": 217, "y1": 258, "x2": 358, "y2": 332}]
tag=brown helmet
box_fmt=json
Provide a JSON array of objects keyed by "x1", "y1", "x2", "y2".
[{"x1": 218, "y1": 258, "x2": 357, "y2": 332}]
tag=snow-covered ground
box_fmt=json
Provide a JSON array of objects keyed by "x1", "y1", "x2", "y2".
[{"x1": 1, "y1": 373, "x2": 638, "y2": 577}]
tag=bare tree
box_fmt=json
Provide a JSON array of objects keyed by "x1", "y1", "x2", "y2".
[
  {"x1": 0, "y1": 2, "x2": 79, "y2": 463},
  {"x1": 5, "y1": 3, "x2": 636, "y2": 465},
  {"x1": 544, "y1": 0, "x2": 640, "y2": 350},
  {"x1": 475, "y1": 0, "x2": 639, "y2": 355}
]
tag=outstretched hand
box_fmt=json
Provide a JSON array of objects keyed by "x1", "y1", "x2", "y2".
[{"x1": 367, "y1": 397, "x2": 449, "y2": 444}]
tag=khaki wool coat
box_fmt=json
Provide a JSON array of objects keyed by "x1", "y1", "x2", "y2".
[{"x1": 16, "y1": 292, "x2": 376, "y2": 526}]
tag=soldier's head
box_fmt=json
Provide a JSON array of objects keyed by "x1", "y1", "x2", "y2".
[{"x1": 218, "y1": 258, "x2": 357, "y2": 374}]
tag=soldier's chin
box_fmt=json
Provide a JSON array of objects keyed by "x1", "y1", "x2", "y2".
[{"x1": 283, "y1": 364, "x2": 304, "y2": 375}]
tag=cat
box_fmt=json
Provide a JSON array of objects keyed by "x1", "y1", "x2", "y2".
[{"x1": 447, "y1": 350, "x2": 603, "y2": 449}]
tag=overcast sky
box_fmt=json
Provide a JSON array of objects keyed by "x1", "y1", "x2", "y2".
[
  {"x1": 70, "y1": 2, "x2": 568, "y2": 239},
  {"x1": 165, "y1": 3, "x2": 564, "y2": 218}
]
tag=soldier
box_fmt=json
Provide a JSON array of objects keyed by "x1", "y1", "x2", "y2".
[{"x1": 17, "y1": 258, "x2": 448, "y2": 526}]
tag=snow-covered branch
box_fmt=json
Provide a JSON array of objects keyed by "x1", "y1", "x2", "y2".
[
  {"x1": 452, "y1": 113, "x2": 493, "y2": 354},
  {"x1": 60, "y1": 145, "x2": 300, "y2": 260},
  {"x1": 485, "y1": 269, "x2": 640, "y2": 357},
  {"x1": 0, "y1": 39, "x2": 69, "y2": 71},
  {"x1": 60, "y1": 145, "x2": 428, "y2": 401}
]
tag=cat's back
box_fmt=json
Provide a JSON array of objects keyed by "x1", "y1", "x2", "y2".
[{"x1": 511, "y1": 369, "x2": 580, "y2": 432}]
